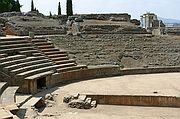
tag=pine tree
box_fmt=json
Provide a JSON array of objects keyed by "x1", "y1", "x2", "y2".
[
  {"x1": 58, "y1": 2, "x2": 61, "y2": 15},
  {"x1": 66, "y1": 0, "x2": 73, "y2": 17},
  {"x1": 31, "y1": 0, "x2": 34, "y2": 11}
]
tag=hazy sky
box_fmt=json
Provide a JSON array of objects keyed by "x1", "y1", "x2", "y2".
[{"x1": 19, "y1": 0, "x2": 180, "y2": 20}]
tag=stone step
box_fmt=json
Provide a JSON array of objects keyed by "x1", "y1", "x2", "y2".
[
  {"x1": 0, "y1": 37, "x2": 26, "y2": 42},
  {"x1": 44, "y1": 50, "x2": 67, "y2": 55},
  {"x1": 55, "y1": 59, "x2": 76, "y2": 65},
  {"x1": 0, "y1": 82, "x2": 8, "y2": 96},
  {"x1": 0, "y1": 47, "x2": 35, "y2": 54},
  {"x1": 0, "y1": 54, "x2": 7, "y2": 58},
  {"x1": 57, "y1": 65, "x2": 87, "y2": 73},
  {"x1": 17, "y1": 63, "x2": 76, "y2": 79},
  {"x1": 3, "y1": 58, "x2": 49, "y2": 72},
  {"x1": 37, "y1": 45, "x2": 54, "y2": 49},
  {"x1": 0, "y1": 56, "x2": 47, "y2": 68},
  {"x1": 51, "y1": 57, "x2": 69, "y2": 61},
  {"x1": 19, "y1": 50, "x2": 40, "y2": 56},
  {"x1": 31, "y1": 39, "x2": 47, "y2": 43},
  {"x1": 25, "y1": 71, "x2": 54, "y2": 80},
  {"x1": 0, "y1": 55, "x2": 26, "y2": 63},
  {"x1": 34, "y1": 42, "x2": 53, "y2": 46},
  {"x1": 10, "y1": 62, "x2": 54, "y2": 75},
  {"x1": 40, "y1": 48, "x2": 59, "y2": 52},
  {"x1": 32, "y1": 53, "x2": 43, "y2": 56},
  {"x1": 0, "y1": 108, "x2": 14, "y2": 119},
  {"x1": 0, "y1": 86, "x2": 19, "y2": 105},
  {"x1": 21, "y1": 96, "x2": 44, "y2": 108},
  {"x1": 3, "y1": 104, "x2": 19, "y2": 116},
  {"x1": 0, "y1": 40, "x2": 29, "y2": 45},
  {"x1": 48, "y1": 53, "x2": 68, "y2": 58},
  {"x1": 0, "y1": 43, "x2": 32, "y2": 50}
]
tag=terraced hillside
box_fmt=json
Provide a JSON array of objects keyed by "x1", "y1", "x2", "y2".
[
  {"x1": 0, "y1": 37, "x2": 87, "y2": 94},
  {"x1": 51, "y1": 34, "x2": 180, "y2": 68}
]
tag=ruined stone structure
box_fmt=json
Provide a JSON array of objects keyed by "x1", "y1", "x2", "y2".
[
  {"x1": 0, "y1": 37, "x2": 87, "y2": 94},
  {"x1": 140, "y1": 12, "x2": 165, "y2": 33},
  {"x1": 83, "y1": 13, "x2": 131, "y2": 22},
  {"x1": 166, "y1": 27, "x2": 180, "y2": 35}
]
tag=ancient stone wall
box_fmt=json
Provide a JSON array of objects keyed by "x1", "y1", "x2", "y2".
[
  {"x1": 82, "y1": 13, "x2": 131, "y2": 21},
  {"x1": 51, "y1": 65, "x2": 121, "y2": 85},
  {"x1": 87, "y1": 95, "x2": 180, "y2": 107},
  {"x1": 0, "y1": 13, "x2": 67, "y2": 36},
  {"x1": 166, "y1": 27, "x2": 180, "y2": 35},
  {"x1": 82, "y1": 25, "x2": 147, "y2": 34}
]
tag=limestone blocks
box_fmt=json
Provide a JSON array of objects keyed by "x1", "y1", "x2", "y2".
[{"x1": 63, "y1": 93, "x2": 97, "y2": 109}]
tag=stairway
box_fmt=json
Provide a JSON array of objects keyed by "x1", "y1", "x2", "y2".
[
  {"x1": 31, "y1": 38, "x2": 87, "y2": 73},
  {"x1": 0, "y1": 37, "x2": 88, "y2": 94}
]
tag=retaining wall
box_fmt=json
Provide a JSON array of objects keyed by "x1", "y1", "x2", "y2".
[
  {"x1": 86, "y1": 95, "x2": 180, "y2": 107},
  {"x1": 121, "y1": 66, "x2": 180, "y2": 75},
  {"x1": 51, "y1": 65, "x2": 121, "y2": 85},
  {"x1": 51, "y1": 65, "x2": 180, "y2": 87}
]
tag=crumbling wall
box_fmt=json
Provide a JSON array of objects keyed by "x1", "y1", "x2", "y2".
[
  {"x1": 82, "y1": 13, "x2": 131, "y2": 22},
  {"x1": 82, "y1": 25, "x2": 147, "y2": 34},
  {"x1": 166, "y1": 27, "x2": 180, "y2": 35}
]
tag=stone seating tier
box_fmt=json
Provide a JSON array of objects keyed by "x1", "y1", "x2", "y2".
[
  {"x1": 3, "y1": 58, "x2": 50, "y2": 72},
  {"x1": 10, "y1": 62, "x2": 54, "y2": 75},
  {"x1": 16, "y1": 63, "x2": 76, "y2": 79},
  {"x1": 0, "y1": 55, "x2": 26, "y2": 63},
  {"x1": 0, "y1": 82, "x2": 8, "y2": 96}
]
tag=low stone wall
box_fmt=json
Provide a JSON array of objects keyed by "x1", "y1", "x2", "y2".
[
  {"x1": 82, "y1": 25, "x2": 147, "y2": 34},
  {"x1": 82, "y1": 13, "x2": 131, "y2": 22},
  {"x1": 51, "y1": 66, "x2": 180, "y2": 88},
  {"x1": 86, "y1": 95, "x2": 180, "y2": 107},
  {"x1": 51, "y1": 65, "x2": 121, "y2": 85},
  {"x1": 121, "y1": 66, "x2": 180, "y2": 75},
  {"x1": 166, "y1": 27, "x2": 180, "y2": 35}
]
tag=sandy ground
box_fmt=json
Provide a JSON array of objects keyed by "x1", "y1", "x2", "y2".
[
  {"x1": 57, "y1": 72, "x2": 180, "y2": 97},
  {"x1": 22, "y1": 73, "x2": 180, "y2": 119}
]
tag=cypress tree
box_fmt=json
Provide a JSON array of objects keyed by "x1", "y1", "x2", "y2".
[
  {"x1": 58, "y1": 2, "x2": 61, "y2": 15},
  {"x1": 49, "y1": 11, "x2": 52, "y2": 17},
  {"x1": 31, "y1": 0, "x2": 34, "y2": 11},
  {"x1": 15, "y1": 0, "x2": 21, "y2": 12},
  {"x1": 66, "y1": 0, "x2": 73, "y2": 17}
]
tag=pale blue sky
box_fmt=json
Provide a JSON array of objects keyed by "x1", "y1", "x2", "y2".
[{"x1": 19, "y1": 0, "x2": 180, "y2": 20}]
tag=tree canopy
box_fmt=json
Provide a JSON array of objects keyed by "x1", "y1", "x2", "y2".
[
  {"x1": 66, "y1": 0, "x2": 73, "y2": 17},
  {"x1": 0, "y1": 0, "x2": 21, "y2": 13}
]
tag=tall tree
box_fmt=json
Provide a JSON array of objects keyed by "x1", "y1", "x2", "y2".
[
  {"x1": 66, "y1": 0, "x2": 73, "y2": 17},
  {"x1": 31, "y1": 0, "x2": 34, "y2": 11},
  {"x1": 49, "y1": 11, "x2": 52, "y2": 17},
  {"x1": 0, "y1": 0, "x2": 21, "y2": 13},
  {"x1": 14, "y1": 0, "x2": 21, "y2": 12},
  {"x1": 58, "y1": 2, "x2": 61, "y2": 15}
]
